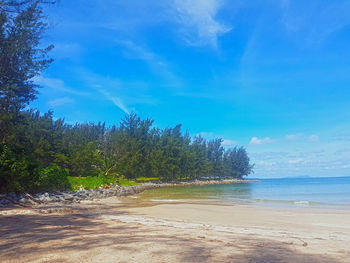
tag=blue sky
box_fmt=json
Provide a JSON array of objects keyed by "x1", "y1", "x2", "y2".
[{"x1": 31, "y1": 0, "x2": 350, "y2": 178}]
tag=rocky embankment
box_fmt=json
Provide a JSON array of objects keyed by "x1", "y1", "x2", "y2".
[{"x1": 0, "y1": 179, "x2": 259, "y2": 207}]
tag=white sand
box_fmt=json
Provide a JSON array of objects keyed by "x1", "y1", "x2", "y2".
[{"x1": 1, "y1": 197, "x2": 350, "y2": 262}]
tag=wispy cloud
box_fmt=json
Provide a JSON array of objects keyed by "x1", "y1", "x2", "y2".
[
  {"x1": 97, "y1": 87, "x2": 130, "y2": 114},
  {"x1": 280, "y1": 1, "x2": 350, "y2": 47},
  {"x1": 249, "y1": 139, "x2": 350, "y2": 178},
  {"x1": 173, "y1": 0, "x2": 231, "y2": 48},
  {"x1": 116, "y1": 39, "x2": 159, "y2": 61},
  {"x1": 50, "y1": 43, "x2": 82, "y2": 60},
  {"x1": 197, "y1": 131, "x2": 215, "y2": 138},
  {"x1": 249, "y1": 136, "x2": 273, "y2": 145},
  {"x1": 333, "y1": 133, "x2": 350, "y2": 142},
  {"x1": 197, "y1": 131, "x2": 237, "y2": 147},
  {"x1": 33, "y1": 76, "x2": 90, "y2": 97},
  {"x1": 116, "y1": 39, "x2": 181, "y2": 87},
  {"x1": 222, "y1": 139, "x2": 237, "y2": 147},
  {"x1": 47, "y1": 97, "x2": 74, "y2": 107},
  {"x1": 308, "y1": 134, "x2": 319, "y2": 142},
  {"x1": 285, "y1": 133, "x2": 303, "y2": 141},
  {"x1": 78, "y1": 70, "x2": 160, "y2": 114},
  {"x1": 285, "y1": 133, "x2": 319, "y2": 142},
  {"x1": 80, "y1": 73, "x2": 130, "y2": 114},
  {"x1": 288, "y1": 158, "x2": 304, "y2": 164}
]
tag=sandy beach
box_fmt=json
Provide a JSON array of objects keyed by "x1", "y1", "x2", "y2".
[{"x1": 1, "y1": 196, "x2": 350, "y2": 263}]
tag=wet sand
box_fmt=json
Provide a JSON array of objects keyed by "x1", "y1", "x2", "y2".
[{"x1": 1, "y1": 197, "x2": 350, "y2": 263}]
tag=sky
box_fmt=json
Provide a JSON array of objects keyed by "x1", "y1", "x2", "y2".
[{"x1": 31, "y1": 0, "x2": 350, "y2": 178}]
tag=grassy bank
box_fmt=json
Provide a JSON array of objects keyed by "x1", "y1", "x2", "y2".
[
  {"x1": 136, "y1": 177, "x2": 160, "y2": 182},
  {"x1": 68, "y1": 176, "x2": 138, "y2": 191}
]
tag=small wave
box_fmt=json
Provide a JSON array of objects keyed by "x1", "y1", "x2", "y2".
[
  {"x1": 151, "y1": 199, "x2": 178, "y2": 202},
  {"x1": 98, "y1": 214, "x2": 300, "y2": 239},
  {"x1": 294, "y1": 201, "x2": 310, "y2": 205}
]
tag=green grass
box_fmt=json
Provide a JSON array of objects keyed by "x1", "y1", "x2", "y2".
[
  {"x1": 119, "y1": 178, "x2": 139, "y2": 186},
  {"x1": 136, "y1": 176, "x2": 160, "y2": 182},
  {"x1": 67, "y1": 175, "x2": 138, "y2": 190}
]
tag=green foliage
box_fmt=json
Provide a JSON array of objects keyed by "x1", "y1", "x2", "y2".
[
  {"x1": 118, "y1": 178, "x2": 139, "y2": 186},
  {"x1": 0, "y1": 1, "x2": 54, "y2": 144},
  {"x1": 0, "y1": 109, "x2": 254, "y2": 193},
  {"x1": 36, "y1": 164, "x2": 70, "y2": 191},
  {"x1": 67, "y1": 175, "x2": 137, "y2": 190},
  {"x1": 0, "y1": 144, "x2": 31, "y2": 192}
]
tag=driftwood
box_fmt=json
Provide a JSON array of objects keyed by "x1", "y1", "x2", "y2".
[
  {"x1": 24, "y1": 192, "x2": 43, "y2": 204},
  {"x1": 0, "y1": 194, "x2": 27, "y2": 207}
]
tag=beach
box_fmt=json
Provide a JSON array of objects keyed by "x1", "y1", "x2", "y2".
[{"x1": 1, "y1": 195, "x2": 350, "y2": 263}]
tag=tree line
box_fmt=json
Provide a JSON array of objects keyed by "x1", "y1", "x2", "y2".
[
  {"x1": 0, "y1": 110, "x2": 254, "y2": 192},
  {"x1": 0, "y1": 1, "x2": 254, "y2": 193}
]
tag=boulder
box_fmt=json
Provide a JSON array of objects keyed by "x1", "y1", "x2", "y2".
[
  {"x1": 43, "y1": 196, "x2": 52, "y2": 203},
  {"x1": 63, "y1": 194, "x2": 74, "y2": 201},
  {"x1": 19, "y1": 198, "x2": 29, "y2": 204}
]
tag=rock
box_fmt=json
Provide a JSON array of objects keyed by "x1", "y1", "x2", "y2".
[
  {"x1": 19, "y1": 198, "x2": 29, "y2": 204},
  {"x1": 28, "y1": 199, "x2": 36, "y2": 205},
  {"x1": 44, "y1": 192, "x2": 49, "y2": 197},
  {"x1": 49, "y1": 196, "x2": 58, "y2": 202},
  {"x1": 63, "y1": 194, "x2": 74, "y2": 201},
  {"x1": 8, "y1": 192, "x2": 17, "y2": 199},
  {"x1": 0, "y1": 199, "x2": 10, "y2": 205},
  {"x1": 43, "y1": 196, "x2": 52, "y2": 203}
]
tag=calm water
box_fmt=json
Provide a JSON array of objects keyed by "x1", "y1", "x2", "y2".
[{"x1": 138, "y1": 177, "x2": 350, "y2": 208}]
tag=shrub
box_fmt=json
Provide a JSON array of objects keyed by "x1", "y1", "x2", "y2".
[{"x1": 36, "y1": 164, "x2": 70, "y2": 191}]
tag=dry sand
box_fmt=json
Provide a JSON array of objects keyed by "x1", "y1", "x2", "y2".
[{"x1": 1, "y1": 196, "x2": 350, "y2": 263}]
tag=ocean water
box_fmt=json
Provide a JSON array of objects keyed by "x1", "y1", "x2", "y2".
[{"x1": 137, "y1": 177, "x2": 350, "y2": 208}]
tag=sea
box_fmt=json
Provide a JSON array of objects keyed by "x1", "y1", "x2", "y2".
[{"x1": 137, "y1": 176, "x2": 350, "y2": 209}]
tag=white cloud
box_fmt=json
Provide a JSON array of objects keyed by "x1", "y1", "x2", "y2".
[
  {"x1": 173, "y1": 0, "x2": 231, "y2": 48},
  {"x1": 308, "y1": 134, "x2": 319, "y2": 142},
  {"x1": 197, "y1": 132, "x2": 237, "y2": 147},
  {"x1": 285, "y1": 133, "x2": 319, "y2": 143},
  {"x1": 109, "y1": 96, "x2": 130, "y2": 115},
  {"x1": 250, "y1": 145, "x2": 350, "y2": 178},
  {"x1": 47, "y1": 97, "x2": 74, "y2": 107},
  {"x1": 333, "y1": 133, "x2": 350, "y2": 142},
  {"x1": 288, "y1": 158, "x2": 303, "y2": 164},
  {"x1": 198, "y1": 131, "x2": 215, "y2": 138},
  {"x1": 285, "y1": 133, "x2": 303, "y2": 141},
  {"x1": 249, "y1": 136, "x2": 273, "y2": 145},
  {"x1": 222, "y1": 139, "x2": 237, "y2": 147},
  {"x1": 91, "y1": 85, "x2": 130, "y2": 115},
  {"x1": 256, "y1": 161, "x2": 276, "y2": 167}
]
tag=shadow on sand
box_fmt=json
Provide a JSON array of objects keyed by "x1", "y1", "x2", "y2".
[{"x1": 0, "y1": 207, "x2": 347, "y2": 263}]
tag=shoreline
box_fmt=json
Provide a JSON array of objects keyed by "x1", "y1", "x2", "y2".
[
  {"x1": 1, "y1": 196, "x2": 350, "y2": 262},
  {"x1": 0, "y1": 178, "x2": 259, "y2": 208}
]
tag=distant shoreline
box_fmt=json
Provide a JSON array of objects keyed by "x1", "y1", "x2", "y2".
[{"x1": 0, "y1": 178, "x2": 260, "y2": 208}]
